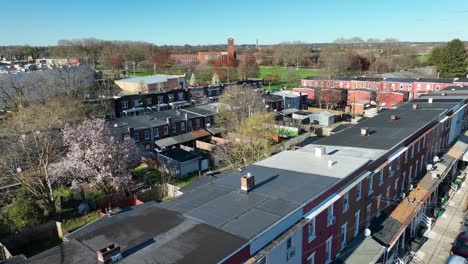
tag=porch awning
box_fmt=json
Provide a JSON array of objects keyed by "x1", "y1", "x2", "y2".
[
  {"x1": 155, "y1": 129, "x2": 211, "y2": 148},
  {"x1": 334, "y1": 233, "x2": 385, "y2": 264}
]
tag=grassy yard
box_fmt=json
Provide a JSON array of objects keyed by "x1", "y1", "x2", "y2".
[
  {"x1": 174, "y1": 172, "x2": 200, "y2": 188},
  {"x1": 259, "y1": 66, "x2": 321, "y2": 79},
  {"x1": 417, "y1": 54, "x2": 431, "y2": 64},
  {"x1": 62, "y1": 211, "x2": 101, "y2": 233}
]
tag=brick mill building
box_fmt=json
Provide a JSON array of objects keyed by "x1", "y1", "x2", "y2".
[
  {"x1": 23, "y1": 88, "x2": 468, "y2": 263},
  {"x1": 170, "y1": 38, "x2": 237, "y2": 65}
]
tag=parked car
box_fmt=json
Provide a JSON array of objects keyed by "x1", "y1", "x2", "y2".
[
  {"x1": 451, "y1": 232, "x2": 468, "y2": 258},
  {"x1": 446, "y1": 255, "x2": 467, "y2": 264}
]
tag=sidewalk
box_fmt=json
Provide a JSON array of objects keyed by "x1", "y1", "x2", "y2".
[{"x1": 410, "y1": 176, "x2": 468, "y2": 264}]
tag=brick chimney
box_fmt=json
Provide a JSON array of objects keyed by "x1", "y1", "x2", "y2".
[
  {"x1": 390, "y1": 114, "x2": 398, "y2": 120},
  {"x1": 241, "y1": 172, "x2": 255, "y2": 192},
  {"x1": 428, "y1": 97, "x2": 433, "y2": 104},
  {"x1": 166, "y1": 116, "x2": 172, "y2": 124},
  {"x1": 128, "y1": 127, "x2": 134, "y2": 136},
  {"x1": 97, "y1": 244, "x2": 122, "y2": 263}
]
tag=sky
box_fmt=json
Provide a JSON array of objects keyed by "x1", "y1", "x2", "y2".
[{"x1": 2, "y1": 0, "x2": 468, "y2": 46}]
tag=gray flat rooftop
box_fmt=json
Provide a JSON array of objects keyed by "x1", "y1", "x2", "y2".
[
  {"x1": 28, "y1": 202, "x2": 246, "y2": 264},
  {"x1": 160, "y1": 149, "x2": 371, "y2": 239},
  {"x1": 315, "y1": 108, "x2": 446, "y2": 150},
  {"x1": 398, "y1": 100, "x2": 462, "y2": 111}
]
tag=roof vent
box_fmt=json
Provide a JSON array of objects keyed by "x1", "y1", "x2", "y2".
[
  {"x1": 328, "y1": 160, "x2": 334, "y2": 167},
  {"x1": 360, "y1": 127, "x2": 369, "y2": 136},
  {"x1": 315, "y1": 146, "x2": 326, "y2": 157},
  {"x1": 241, "y1": 172, "x2": 255, "y2": 192},
  {"x1": 428, "y1": 97, "x2": 433, "y2": 104},
  {"x1": 97, "y1": 244, "x2": 122, "y2": 263},
  {"x1": 412, "y1": 104, "x2": 418, "y2": 110},
  {"x1": 441, "y1": 92, "x2": 447, "y2": 96},
  {"x1": 390, "y1": 114, "x2": 398, "y2": 120}
]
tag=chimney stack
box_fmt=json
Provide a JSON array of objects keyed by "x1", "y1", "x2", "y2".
[
  {"x1": 441, "y1": 92, "x2": 447, "y2": 96},
  {"x1": 97, "y1": 244, "x2": 122, "y2": 263},
  {"x1": 412, "y1": 103, "x2": 418, "y2": 110},
  {"x1": 428, "y1": 97, "x2": 433, "y2": 104},
  {"x1": 390, "y1": 114, "x2": 398, "y2": 120},
  {"x1": 361, "y1": 127, "x2": 369, "y2": 136},
  {"x1": 241, "y1": 172, "x2": 255, "y2": 192},
  {"x1": 166, "y1": 116, "x2": 172, "y2": 124}
]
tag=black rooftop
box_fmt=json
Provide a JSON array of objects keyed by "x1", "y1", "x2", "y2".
[
  {"x1": 416, "y1": 78, "x2": 454, "y2": 83},
  {"x1": 27, "y1": 202, "x2": 247, "y2": 264},
  {"x1": 383, "y1": 78, "x2": 417, "y2": 83},
  {"x1": 316, "y1": 108, "x2": 446, "y2": 150},
  {"x1": 159, "y1": 148, "x2": 201, "y2": 163},
  {"x1": 355, "y1": 77, "x2": 383, "y2": 82},
  {"x1": 454, "y1": 78, "x2": 468, "y2": 83}
]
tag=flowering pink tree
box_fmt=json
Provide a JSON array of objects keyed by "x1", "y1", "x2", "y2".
[{"x1": 51, "y1": 119, "x2": 140, "y2": 193}]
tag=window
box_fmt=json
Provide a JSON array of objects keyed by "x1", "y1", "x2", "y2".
[
  {"x1": 426, "y1": 84, "x2": 431, "y2": 91},
  {"x1": 154, "y1": 127, "x2": 159, "y2": 138},
  {"x1": 394, "y1": 178, "x2": 399, "y2": 196},
  {"x1": 405, "y1": 150, "x2": 408, "y2": 164},
  {"x1": 145, "y1": 97, "x2": 152, "y2": 105},
  {"x1": 408, "y1": 84, "x2": 412, "y2": 90},
  {"x1": 286, "y1": 236, "x2": 295, "y2": 261},
  {"x1": 178, "y1": 92, "x2": 184, "y2": 101},
  {"x1": 354, "y1": 210, "x2": 360, "y2": 238},
  {"x1": 181, "y1": 122, "x2": 186, "y2": 132},
  {"x1": 195, "y1": 119, "x2": 201, "y2": 128},
  {"x1": 121, "y1": 101, "x2": 129, "y2": 109},
  {"x1": 343, "y1": 193, "x2": 350, "y2": 213},
  {"x1": 379, "y1": 171, "x2": 384, "y2": 186},
  {"x1": 415, "y1": 160, "x2": 419, "y2": 178},
  {"x1": 376, "y1": 195, "x2": 382, "y2": 217},
  {"x1": 386, "y1": 186, "x2": 391, "y2": 207},
  {"x1": 399, "y1": 84, "x2": 404, "y2": 90},
  {"x1": 157, "y1": 96, "x2": 164, "y2": 104},
  {"x1": 411, "y1": 145, "x2": 414, "y2": 158},
  {"x1": 420, "y1": 155, "x2": 424, "y2": 174},
  {"x1": 401, "y1": 172, "x2": 406, "y2": 192},
  {"x1": 308, "y1": 218, "x2": 316, "y2": 242},
  {"x1": 417, "y1": 84, "x2": 421, "y2": 90},
  {"x1": 435, "y1": 85, "x2": 440, "y2": 91},
  {"x1": 341, "y1": 223, "x2": 348, "y2": 249},
  {"x1": 188, "y1": 120, "x2": 193, "y2": 131},
  {"x1": 133, "y1": 132, "x2": 139, "y2": 142},
  {"x1": 409, "y1": 165, "x2": 413, "y2": 183},
  {"x1": 396, "y1": 156, "x2": 401, "y2": 170},
  {"x1": 356, "y1": 182, "x2": 362, "y2": 201},
  {"x1": 418, "y1": 140, "x2": 421, "y2": 153},
  {"x1": 306, "y1": 252, "x2": 315, "y2": 264},
  {"x1": 172, "y1": 124, "x2": 177, "y2": 134},
  {"x1": 326, "y1": 236, "x2": 333, "y2": 264},
  {"x1": 327, "y1": 205, "x2": 335, "y2": 226},
  {"x1": 163, "y1": 125, "x2": 169, "y2": 135},
  {"x1": 366, "y1": 203, "x2": 372, "y2": 226},
  {"x1": 368, "y1": 174, "x2": 374, "y2": 195},
  {"x1": 168, "y1": 94, "x2": 175, "y2": 102},
  {"x1": 144, "y1": 130, "x2": 150, "y2": 140},
  {"x1": 133, "y1": 99, "x2": 141, "y2": 107}
]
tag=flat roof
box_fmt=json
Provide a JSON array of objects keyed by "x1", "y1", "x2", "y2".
[
  {"x1": 398, "y1": 100, "x2": 462, "y2": 111},
  {"x1": 28, "y1": 202, "x2": 247, "y2": 264},
  {"x1": 315, "y1": 108, "x2": 446, "y2": 150},
  {"x1": 155, "y1": 129, "x2": 211, "y2": 148},
  {"x1": 116, "y1": 75, "x2": 182, "y2": 84},
  {"x1": 159, "y1": 148, "x2": 200, "y2": 163},
  {"x1": 334, "y1": 233, "x2": 385, "y2": 264},
  {"x1": 109, "y1": 107, "x2": 211, "y2": 135},
  {"x1": 160, "y1": 149, "x2": 371, "y2": 239},
  {"x1": 272, "y1": 91, "x2": 301, "y2": 98}
]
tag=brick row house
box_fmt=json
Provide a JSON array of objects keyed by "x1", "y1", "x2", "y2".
[
  {"x1": 110, "y1": 105, "x2": 217, "y2": 152},
  {"x1": 29, "y1": 90, "x2": 468, "y2": 263},
  {"x1": 112, "y1": 89, "x2": 192, "y2": 118}
]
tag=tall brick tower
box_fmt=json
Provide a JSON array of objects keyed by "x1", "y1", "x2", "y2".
[{"x1": 227, "y1": 38, "x2": 236, "y2": 62}]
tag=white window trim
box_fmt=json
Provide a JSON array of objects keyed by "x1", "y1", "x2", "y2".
[
  {"x1": 368, "y1": 174, "x2": 374, "y2": 195},
  {"x1": 326, "y1": 236, "x2": 333, "y2": 264},
  {"x1": 308, "y1": 218, "x2": 316, "y2": 242},
  {"x1": 342, "y1": 192, "x2": 350, "y2": 213},
  {"x1": 379, "y1": 170, "x2": 384, "y2": 186},
  {"x1": 376, "y1": 195, "x2": 382, "y2": 217},
  {"x1": 327, "y1": 205, "x2": 335, "y2": 226},
  {"x1": 354, "y1": 210, "x2": 360, "y2": 238},
  {"x1": 154, "y1": 127, "x2": 159, "y2": 138},
  {"x1": 341, "y1": 222, "x2": 348, "y2": 249},
  {"x1": 144, "y1": 130, "x2": 150, "y2": 140},
  {"x1": 307, "y1": 252, "x2": 315, "y2": 264},
  {"x1": 164, "y1": 126, "x2": 169, "y2": 135},
  {"x1": 356, "y1": 182, "x2": 362, "y2": 201}
]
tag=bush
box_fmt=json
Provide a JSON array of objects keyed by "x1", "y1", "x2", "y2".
[
  {"x1": 3, "y1": 188, "x2": 45, "y2": 231},
  {"x1": 132, "y1": 166, "x2": 161, "y2": 186}
]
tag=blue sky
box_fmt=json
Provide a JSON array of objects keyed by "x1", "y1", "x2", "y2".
[{"x1": 2, "y1": 0, "x2": 468, "y2": 46}]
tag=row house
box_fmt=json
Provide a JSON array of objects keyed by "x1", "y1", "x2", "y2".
[
  {"x1": 31, "y1": 93, "x2": 468, "y2": 263},
  {"x1": 110, "y1": 105, "x2": 217, "y2": 152},
  {"x1": 454, "y1": 77, "x2": 468, "y2": 86},
  {"x1": 113, "y1": 89, "x2": 192, "y2": 118},
  {"x1": 293, "y1": 87, "x2": 315, "y2": 106},
  {"x1": 377, "y1": 90, "x2": 409, "y2": 108}
]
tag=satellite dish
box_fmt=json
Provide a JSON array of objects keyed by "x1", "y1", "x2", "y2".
[
  {"x1": 364, "y1": 228, "x2": 372, "y2": 237},
  {"x1": 433, "y1": 156, "x2": 440, "y2": 163},
  {"x1": 426, "y1": 164, "x2": 433, "y2": 171},
  {"x1": 408, "y1": 184, "x2": 414, "y2": 191}
]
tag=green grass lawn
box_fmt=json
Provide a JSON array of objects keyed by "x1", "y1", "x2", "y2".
[
  {"x1": 417, "y1": 54, "x2": 431, "y2": 64},
  {"x1": 62, "y1": 211, "x2": 100, "y2": 233},
  {"x1": 174, "y1": 172, "x2": 200, "y2": 188},
  {"x1": 259, "y1": 66, "x2": 321, "y2": 79}
]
